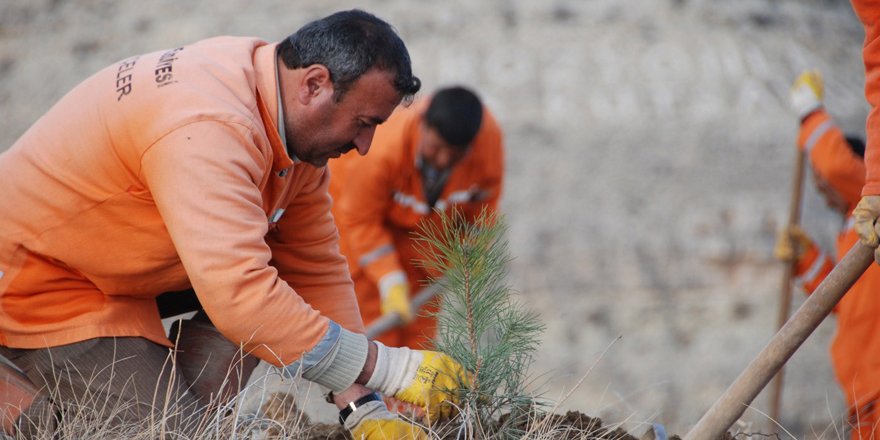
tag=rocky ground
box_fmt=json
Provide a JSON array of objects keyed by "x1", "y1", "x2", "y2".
[{"x1": 0, "y1": 0, "x2": 868, "y2": 438}]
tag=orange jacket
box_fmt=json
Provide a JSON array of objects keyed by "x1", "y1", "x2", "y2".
[
  {"x1": 793, "y1": 109, "x2": 880, "y2": 408},
  {"x1": 800, "y1": 110, "x2": 866, "y2": 204},
  {"x1": 852, "y1": 1, "x2": 880, "y2": 196},
  {"x1": 794, "y1": 224, "x2": 880, "y2": 408},
  {"x1": 328, "y1": 98, "x2": 504, "y2": 289},
  {"x1": 0, "y1": 37, "x2": 363, "y2": 366}
]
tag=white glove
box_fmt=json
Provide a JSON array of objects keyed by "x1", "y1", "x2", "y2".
[
  {"x1": 346, "y1": 399, "x2": 428, "y2": 439},
  {"x1": 365, "y1": 342, "x2": 469, "y2": 422},
  {"x1": 789, "y1": 70, "x2": 823, "y2": 119}
]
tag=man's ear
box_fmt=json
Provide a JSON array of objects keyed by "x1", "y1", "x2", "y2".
[{"x1": 298, "y1": 65, "x2": 332, "y2": 104}]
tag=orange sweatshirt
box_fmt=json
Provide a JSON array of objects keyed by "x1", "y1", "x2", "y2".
[
  {"x1": 328, "y1": 98, "x2": 504, "y2": 291},
  {"x1": 852, "y1": 1, "x2": 880, "y2": 195},
  {"x1": 0, "y1": 37, "x2": 364, "y2": 367},
  {"x1": 793, "y1": 108, "x2": 880, "y2": 409}
]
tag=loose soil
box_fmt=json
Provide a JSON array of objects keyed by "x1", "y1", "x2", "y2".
[
  {"x1": 293, "y1": 411, "x2": 644, "y2": 440},
  {"x1": 259, "y1": 392, "x2": 706, "y2": 440}
]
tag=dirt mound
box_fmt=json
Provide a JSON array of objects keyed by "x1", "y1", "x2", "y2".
[
  {"x1": 258, "y1": 392, "x2": 648, "y2": 439},
  {"x1": 285, "y1": 410, "x2": 642, "y2": 440}
]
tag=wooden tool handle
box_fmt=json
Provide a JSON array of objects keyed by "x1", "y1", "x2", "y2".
[
  {"x1": 769, "y1": 148, "x2": 806, "y2": 423},
  {"x1": 685, "y1": 242, "x2": 874, "y2": 440},
  {"x1": 365, "y1": 279, "x2": 444, "y2": 340}
]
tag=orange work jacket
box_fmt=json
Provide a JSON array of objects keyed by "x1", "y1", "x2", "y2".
[
  {"x1": 793, "y1": 109, "x2": 880, "y2": 409},
  {"x1": 328, "y1": 98, "x2": 504, "y2": 298},
  {"x1": 852, "y1": 1, "x2": 880, "y2": 195},
  {"x1": 795, "y1": 223, "x2": 880, "y2": 410},
  {"x1": 0, "y1": 37, "x2": 363, "y2": 366}
]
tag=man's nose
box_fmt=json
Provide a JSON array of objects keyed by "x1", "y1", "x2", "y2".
[{"x1": 355, "y1": 127, "x2": 376, "y2": 156}]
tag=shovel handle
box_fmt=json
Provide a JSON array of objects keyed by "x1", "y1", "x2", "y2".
[
  {"x1": 769, "y1": 148, "x2": 806, "y2": 423},
  {"x1": 685, "y1": 242, "x2": 874, "y2": 440},
  {"x1": 365, "y1": 278, "x2": 445, "y2": 340}
]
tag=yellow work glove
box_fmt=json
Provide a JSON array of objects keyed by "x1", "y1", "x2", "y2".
[
  {"x1": 379, "y1": 272, "x2": 414, "y2": 323},
  {"x1": 854, "y1": 195, "x2": 880, "y2": 264},
  {"x1": 773, "y1": 225, "x2": 814, "y2": 262},
  {"x1": 345, "y1": 399, "x2": 428, "y2": 440},
  {"x1": 790, "y1": 70, "x2": 823, "y2": 119},
  {"x1": 365, "y1": 342, "x2": 470, "y2": 422},
  {"x1": 393, "y1": 350, "x2": 468, "y2": 421}
]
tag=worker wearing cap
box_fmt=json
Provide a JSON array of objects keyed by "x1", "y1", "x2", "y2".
[
  {"x1": 329, "y1": 86, "x2": 504, "y2": 349},
  {"x1": 776, "y1": 70, "x2": 880, "y2": 439},
  {"x1": 0, "y1": 10, "x2": 468, "y2": 439}
]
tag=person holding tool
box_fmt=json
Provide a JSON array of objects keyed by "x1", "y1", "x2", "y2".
[
  {"x1": 775, "y1": 70, "x2": 880, "y2": 439},
  {"x1": 328, "y1": 86, "x2": 504, "y2": 349},
  {"x1": 0, "y1": 9, "x2": 467, "y2": 439},
  {"x1": 850, "y1": 2, "x2": 880, "y2": 263}
]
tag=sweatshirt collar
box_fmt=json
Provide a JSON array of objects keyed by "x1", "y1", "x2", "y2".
[{"x1": 253, "y1": 43, "x2": 299, "y2": 167}]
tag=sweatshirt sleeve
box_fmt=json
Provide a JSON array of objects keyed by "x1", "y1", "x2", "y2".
[
  {"x1": 791, "y1": 238, "x2": 834, "y2": 296},
  {"x1": 266, "y1": 165, "x2": 366, "y2": 333},
  {"x1": 472, "y1": 121, "x2": 505, "y2": 218},
  {"x1": 140, "y1": 120, "x2": 333, "y2": 366},
  {"x1": 856, "y1": 4, "x2": 880, "y2": 196}
]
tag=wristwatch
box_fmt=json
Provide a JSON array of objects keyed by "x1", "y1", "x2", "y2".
[{"x1": 338, "y1": 392, "x2": 383, "y2": 425}]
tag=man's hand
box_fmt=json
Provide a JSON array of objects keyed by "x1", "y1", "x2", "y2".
[
  {"x1": 773, "y1": 225, "x2": 813, "y2": 263},
  {"x1": 365, "y1": 342, "x2": 470, "y2": 422},
  {"x1": 393, "y1": 350, "x2": 466, "y2": 421},
  {"x1": 345, "y1": 400, "x2": 428, "y2": 440},
  {"x1": 854, "y1": 195, "x2": 880, "y2": 264},
  {"x1": 381, "y1": 282, "x2": 414, "y2": 323},
  {"x1": 790, "y1": 70, "x2": 823, "y2": 120}
]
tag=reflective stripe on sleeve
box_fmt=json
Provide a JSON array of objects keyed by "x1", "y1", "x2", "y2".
[
  {"x1": 804, "y1": 120, "x2": 833, "y2": 156},
  {"x1": 447, "y1": 189, "x2": 474, "y2": 203},
  {"x1": 358, "y1": 244, "x2": 395, "y2": 268},
  {"x1": 393, "y1": 188, "x2": 482, "y2": 214},
  {"x1": 392, "y1": 191, "x2": 430, "y2": 215},
  {"x1": 269, "y1": 208, "x2": 285, "y2": 223},
  {"x1": 794, "y1": 250, "x2": 831, "y2": 287}
]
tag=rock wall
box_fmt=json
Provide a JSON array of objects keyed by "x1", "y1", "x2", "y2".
[{"x1": 0, "y1": 0, "x2": 867, "y2": 436}]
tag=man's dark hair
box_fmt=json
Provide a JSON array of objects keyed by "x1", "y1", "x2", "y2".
[
  {"x1": 278, "y1": 9, "x2": 420, "y2": 102},
  {"x1": 425, "y1": 86, "x2": 484, "y2": 149},
  {"x1": 846, "y1": 134, "x2": 866, "y2": 159}
]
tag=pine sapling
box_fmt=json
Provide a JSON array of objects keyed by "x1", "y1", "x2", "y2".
[{"x1": 414, "y1": 208, "x2": 545, "y2": 438}]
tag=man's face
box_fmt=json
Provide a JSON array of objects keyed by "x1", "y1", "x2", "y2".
[
  {"x1": 284, "y1": 68, "x2": 402, "y2": 167},
  {"x1": 417, "y1": 124, "x2": 468, "y2": 171}
]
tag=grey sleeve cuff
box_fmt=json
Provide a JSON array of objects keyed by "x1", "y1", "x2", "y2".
[{"x1": 281, "y1": 321, "x2": 369, "y2": 393}]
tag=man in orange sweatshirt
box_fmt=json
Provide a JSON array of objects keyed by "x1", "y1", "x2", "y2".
[
  {"x1": 776, "y1": 70, "x2": 880, "y2": 438},
  {"x1": 0, "y1": 10, "x2": 466, "y2": 439},
  {"x1": 848, "y1": 3, "x2": 880, "y2": 264},
  {"x1": 329, "y1": 86, "x2": 504, "y2": 349}
]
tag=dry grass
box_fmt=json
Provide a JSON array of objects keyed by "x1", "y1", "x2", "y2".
[
  {"x1": 2, "y1": 343, "x2": 655, "y2": 440},
  {"x1": 2, "y1": 348, "x2": 317, "y2": 440},
  {"x1": 8, "y1": 327, "x2": 827, "y2": 439}
]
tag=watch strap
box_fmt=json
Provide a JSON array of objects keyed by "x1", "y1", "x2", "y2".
[{"x1": 338, "y1": 391, "x2": 383, "y2": 425}]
